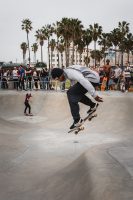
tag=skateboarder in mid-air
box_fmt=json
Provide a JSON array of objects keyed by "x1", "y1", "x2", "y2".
[
  {"x1": 51, "y1": 65, "x2": 103, "y2": 130},
  {"x1": 24, "y1": 93, "x2": 33, "y2": 116}
]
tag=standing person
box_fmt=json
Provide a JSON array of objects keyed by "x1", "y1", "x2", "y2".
[
  {"x1": 18, "y1": 65, "x2": 25, "y2": 90},
  {"x1": 124, "y1": 62, "x2": 131, "y2": 92},
  {"x1": 103, "y1": 59, "x2": 111, "y2": 90},
  {"x1": 40, "y1": 68, "x2": 49, "y2": 90},
  {"x1": 12, "y1": 67, "x2": 19, "y2": 90},
  {"x1": 25, "y1": 66, "x2": 33, "y2": 90},
  {"x1": 2, "y1": 69, "x2": 8, "y2": 89},
  {"x1": 33, "y1": 68, "x2": 39, "y2": 90},
  {"x1": 24, "y1": 93, "x2": 33, "y2": 116},
  {"x1": 51, "y1": 65, "x2": 103, "y2": 130},
  {"x1": 113, "y1": 64, "x2": 122, "y2": 90}
]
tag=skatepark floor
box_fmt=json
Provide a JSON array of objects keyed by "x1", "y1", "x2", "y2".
[{"x1": 0, "y1": 90, "x2": 133, "y2": 200}]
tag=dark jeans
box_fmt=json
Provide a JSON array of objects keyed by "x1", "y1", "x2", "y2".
[
  {"x1": 125, "y1": 77, "x2": 131, "y2": 90},
  {"x1": 26, "y1": 77, "x2": 32, "y2": 89},
  {"x1": 13, "y1": 79, "x2": 19, "y2": 90},
  {"x1": 24, "y1": 102, "x2": 31, "y2": 114},
  {"x1": 67, "y1": 82, "x2": 98, "y2": 123},
  {"x1": 19, "y1": 78, "x2": 25, "y2": 90}
]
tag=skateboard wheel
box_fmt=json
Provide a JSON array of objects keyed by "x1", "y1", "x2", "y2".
[{"x1": 80, "y1": 126, "x2": 84, "y2": 130}]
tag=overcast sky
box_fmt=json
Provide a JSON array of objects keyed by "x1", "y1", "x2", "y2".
[{"x1": 0, "y1": 0, "x2": 133, "y2": 63}]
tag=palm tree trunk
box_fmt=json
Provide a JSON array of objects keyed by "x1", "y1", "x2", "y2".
[
  {"x1": 127, "y1": 52, "x2": 130, "y2": 63},
  {"x1": 72, "y1": 42, "x2": 75, "y2": 65},
  {"x1": 41, "y1": 45, "x2": 43, "y2": 62},
  {"x1": 51, "y1": 51, "x2": 53, "y2": 67},
  {"x1": 67, "y1": 44, "x2": 70, "y2": 67},
  {"x1": 121, "y1": 52, "x2": 123, "y2": 66},
  {"x1": 65, "y1": 43, "x2": 69, "y2": 67},
  {"x1": 34, "y1": 52, "x2": 36, "y2": 63},
  {"x1": 115, "y1": 46, "x2": 117, "y2": 65},
  {"x1": 94, "y1": 41, "x2": 96, "y2": 67},
  {"x1": 23, "y1": 53, "x2": 25, "y2": 63},
  {"x1": 60, "y1": 53, "x2": 63, "y2": 67},
  {"x1": 48, "y1": 38, "x2": 50, "y2": 70},
  {"x1": 87, "y1": 45, "x2": 89, "y2": 67},
  {"x1": 75, "y1": 46, "x2": 78, "y2": 65},
  {"x1": 80, "y1": 53, "x2": 82, "y2": 65},
  {"x1": 65, "y1": 45, "x2": 67, "y2": 67},
  {"x1": 57, "y1": 38, "x2": 60, "y2": 68},
  {"x1": 27, "y1": 32, "x2": 31, "y2": 66}
]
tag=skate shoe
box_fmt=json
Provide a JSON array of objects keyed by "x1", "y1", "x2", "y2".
[
  {"x1": 87, "y1": 103, "x2": 99, "y2": 115},
  {"x1": 29, "y1": 113, "x2": 33, "y2": 116},
  {"x1": 70, "y1": 118, "x2": 83, "y2": 130}
]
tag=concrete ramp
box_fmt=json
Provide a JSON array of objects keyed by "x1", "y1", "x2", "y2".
[
  {"x1": 43, "y1": 146, "x2": 133, "y2": 200},
  {"x1": 0, "y1": 91, "x2": 133, "y2": 200}
]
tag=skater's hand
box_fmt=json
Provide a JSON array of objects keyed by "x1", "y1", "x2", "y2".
[{"x1": 95, "y1": 96, "x2": 103, "y2": 102}]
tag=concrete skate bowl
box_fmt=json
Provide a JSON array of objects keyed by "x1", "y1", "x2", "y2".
[
  {"x1": 0, "y1": 92, "x2": 71, "y2": 127},
  {"x1": 0, "y1": 91, "x2": 133, "y2": 200}
]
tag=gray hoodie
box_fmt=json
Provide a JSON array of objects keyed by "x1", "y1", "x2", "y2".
[{"x1": 64, "y1": 65, "x2": 100, "y2": 98}]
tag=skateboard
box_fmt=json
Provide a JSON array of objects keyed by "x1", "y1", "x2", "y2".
[
  {"x1": 101, "y1": 76, "x2": 107, "y2": 91},
  {"x1": 24, "y1": 113, "x2": 33, "y2": 116},
  {"x1": 68, "y1": 112, "x2": 97, "y2": 135}
]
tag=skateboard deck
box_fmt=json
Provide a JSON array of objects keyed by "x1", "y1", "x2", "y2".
[
  {"x1": 24, "y1": 113, "x2": 33, "y2": 116},
  {"x1": 68, "y1": 112, "x2": 97, "y2": 134}
]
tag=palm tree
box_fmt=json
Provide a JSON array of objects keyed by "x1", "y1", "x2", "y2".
[
  {"x1": 53, "y1": 21, "x2": 61, "y2": 67},
  {"x1": 42, "y1": 24, "x2": 54, "y2": 69},
  {"x1": 89, "y1": 23, "x2": 102, "y2": 66},
  {"x1": 20, "y1": 42, "x2": 27, "y2": 63},
  {"x1": 21, "y1": 19, "x2": 32, "y2": 65},
  {"x1": 98, "y1": 33, "x2": 111, "y2": 65},
  {"x1": 77, "y1": 39, "x2": 85, "y2": 65},
  {"x1": 123, "y1": 33, "x2": 133, "y2": 63},
  {"x1": 49, "y1": 39, "x2": 56, "y2": 68},
  {"x1": 31, "y1": 43, "x2": 38, "y2": 63},
  {"x1": 84, "y1": 56, "x2": 90, "y2": 66},
  {"x1": 91, "y1": 50, "x2": 103, "y2": 66},
  {"x1": 35, "y1": 29, "x2": 47, "y2": 62},
  {"x1": 109, "y1": 28, "x2": 120, "y2": 65},
  {"x1": 58, "y1": 42, "x2": 65, "y2": 67},
  {"x1": 83, "y1": 29, "x2": 92, "y2": 66},
  {"x1": 69, "y1": 18, "x2": 84, "y2": 65},
  {"x1": 117, "y1": 21, "x2": 129, "y2": 65},
  {"x1": 57, "y1": 18, "x2": 72, "y2": 67}
]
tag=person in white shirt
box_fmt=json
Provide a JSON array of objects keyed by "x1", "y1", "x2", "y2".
[
  {"x1": 113, "y1": 64, "x2": 122, "y2": 84},
  {"x1": 12, "y1": 67, "x2": 19, "y2": 90},
  {"x1": 51, "y1": 65, "x2": 103, "y2": 129},
  {"x1": 2, "y1": 69, "x2": 8, "y2": 89},
  {"x1": 33, "y1": 68, "x2": 39, "y2": 90},
  {"x1": 124, "y1": 64, "x2": 131, "y2": 91}
]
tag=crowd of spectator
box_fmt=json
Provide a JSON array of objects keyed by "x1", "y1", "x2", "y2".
[
  {"x1": 0, "y1": 62, "x2": 133, "y2": 92},
  {"x1": 0, "y1": 65, "x2": 57, "y2": 91},
  {"x1": 90, "y1": 60, "x2": 133, "y2": 92}
]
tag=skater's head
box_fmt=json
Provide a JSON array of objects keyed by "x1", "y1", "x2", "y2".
[
  {"x1": 51, "y1": 68, "x2": 65, "y2": 82},
  {"x1": 26, "y1": 93, "x2": 29, "y2": 98},
  {"x1": 26, "y1": 93, "x2": 32, "y2": 98},
  {"x1": 28, "y1": 93, "x2": 32, "y2": 97}
]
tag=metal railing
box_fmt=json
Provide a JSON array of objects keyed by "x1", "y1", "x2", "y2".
[{"x1": 0, "y1": 78, "x2": 67, "y2": 91}]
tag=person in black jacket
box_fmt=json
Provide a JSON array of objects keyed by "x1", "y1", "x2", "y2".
[{"x1": 24, "y1": 93, "x2": 33, "y2": 116}]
